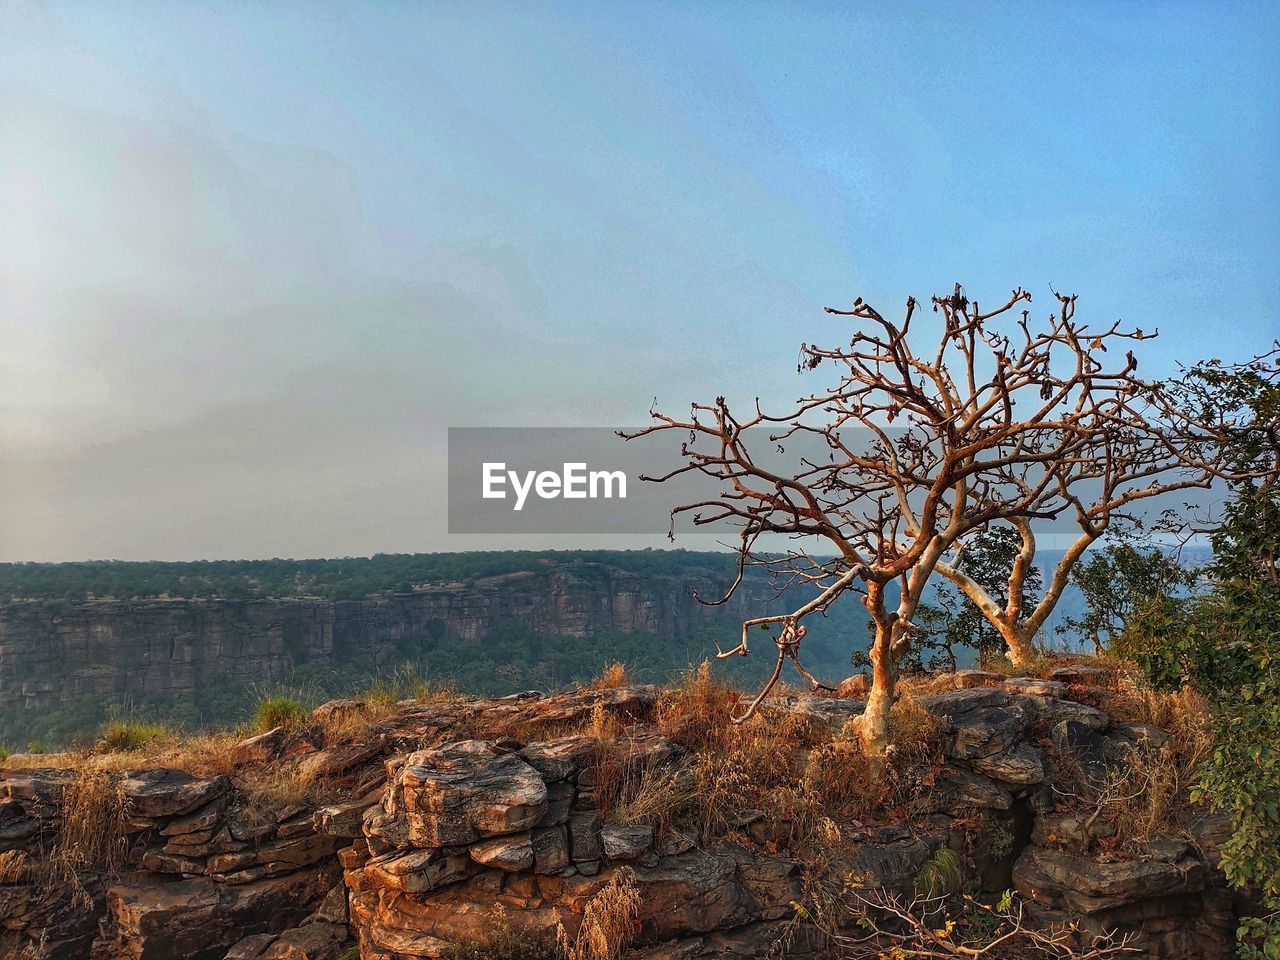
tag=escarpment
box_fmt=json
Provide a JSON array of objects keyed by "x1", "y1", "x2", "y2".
[
  {"x1": 0, "y1": 564, "x2": 782, "y2": 726},
  {"x1": 0, "y1": 675, "x2": 1244, "y2": 960}
]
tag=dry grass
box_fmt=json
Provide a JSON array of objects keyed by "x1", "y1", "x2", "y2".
[
  {"x1": 608, "y1": 763, "x2": 697, "y2": 835},
  {"x1": 1046, "y1": 679, "x2": 1212, "y2": 853},
  {"x1": 587, "y1": 663, "x2": 631, "y2": 691},
  {"x1": 655, "y1": 661, "x2": 739, "y2": 754},
  {"x1": 57, "y1": 768, "x2": 128, "y2": 874},
  {"x1": 0, "y1": 931, "x2": 48, "y2": 960},
  {"x1": 802, "y1": 695, "x2": 947, "y2": 825},
  {"x1": 557, "y1": 869, "x2": 641, "y2": 960}
]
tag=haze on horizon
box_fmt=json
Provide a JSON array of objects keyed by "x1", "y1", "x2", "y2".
[{"x1": 1, "y1": 0, "x2": 1277, "y2": 562}]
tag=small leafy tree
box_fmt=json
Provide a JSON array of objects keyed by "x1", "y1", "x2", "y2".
[
  {"x1": 1057, "y1": 530, "x2": 1194, "y2": 655},
  {"x1": 1124, "y1": 348, "x2": 1280, "y2": 957}
]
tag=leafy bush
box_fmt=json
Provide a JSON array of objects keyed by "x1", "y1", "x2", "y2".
[
  {"x1": 97, "y1": 719, "x2": 167, "y2": 752},
  {"x1": 252, "y1": 696, "x2": 308, "y2": 731}
]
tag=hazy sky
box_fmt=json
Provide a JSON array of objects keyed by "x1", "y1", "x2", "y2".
[{"x1": 2, "y1": 0, "x2": 1277, "y2": 561}]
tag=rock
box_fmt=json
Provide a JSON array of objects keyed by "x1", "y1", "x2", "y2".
[
  {"x1": 518, "y1": 736, "x2": 598, "y2": 782},
  {"x1": 658, "y1": 830, "x2": 697, "y2": 857},
  {"x1": 1, "y1": 769, "x2": 76, "y2": 803},
  {"x1": 120, "y1": 770, "x2": 230, "y2": 819},
  {"x1": 601, "y1": 824, "x2": 654, "y2": 861},
  {"x1": 1031, "y1": 810, "x2": 1117, "y2": 852},
  {"x1": 208, "y1": 834, "x2": 341, "y2": 875},
  {"x1": 761, "y1": 695, "x2": 864, "y2": 734},
  {"x1": 834, "y1": 673, "x2": 870, "y2": 698},
  {"x1": 970, "y1": 743, "x2": 1046, "y2": 785},
  {"x1": 258, "y1": 922, "x2": 348, "y2": 960},
  {"x1": 948, "y1": 705, "x2": 1027, "y2": 760},
  {"x1": 231, "y1": 728, "x2": 287, "y2": 767},
  {"x1": 96, "y1": 865, "x2": 339, "y2": 960},
  {"x1": 1110, "y1": 722, "x2": 1171, "y2": 750},
  {"x1": 929, "y1": 768, "x2": 1014, "y2": 812},
  {"x1": 469, "y1": 833, "x2": 535, "y2": 872},
  {"x1": 1002, "y1": 678, "x2": 1067, "y2": 698},
  {"x1": 1052, "y1": 719, "x2": 1108, "y2": 754},
  {"x1": 225, "y1": 933, "x2": 279, "y2": 959},
  {"x1": 362, "y1": 847, "x2": 474, "y2": 893},
  {"x1": 845, "y1": 836, "x2": 936, "y2": 888},
  {"x1": 313, "y1": 795, "x2": 380, "y2": 839},
  {"x1": 531, "y1": 825, "x2": 571, "y2": 874},
  {"x1": 385, "y1": 740, "x2": 548, "y2": 847},
  {"x1": 1020, "y1": 696, "x2": 1110, "y2": 732},
  {"x1": 1048, "y1": 665, "x2": 1109, "y2": 685},
  {"x1": 1013, "y1": 845, "x2": 1205, "y2": 913},
  {"x1": 951, "y1": 669, "x2": 1004, "y2": 689},
  {"x1": 162, "y1": 796, "x2": 228, "y2": 836},
  {"x1": 294, "y1": 740, "x2": 383, "y2": 780},
  {"x1": 305, "y1": 883, "x2": 350, "y2": 925},
  {"x1": 568, "y1": 812, "x2": 602, "y2": 863},
  {"x1": 918, "y1": 687, "x2": 1008, "y2": 718}
]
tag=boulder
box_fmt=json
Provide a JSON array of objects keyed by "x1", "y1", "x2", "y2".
[
  {"x1": 918, "y1": 687, "x2": 1008, "y2": 719},
  {"x1": 96, "y1": 865, "x2": 339, "y2": 960},
  {"x1": 1110, "y1": 722, "x2": 1171, "y2": 750},
  {"x1": 384, "y1": 740, "x2": 548, "y2": 847},
  {"x1": 1020, "y1": 696, "x2": 1110, "y2": 732},
  {"x1": 928, "y1": 767, "x2": 1014, "y2": 812},
  {"x1": 834, "y1": 673, "x2": 870, "y2": 698},
  {"x1": 361, "y1": 847, "x2": 474, "y2": 894},
  {"x1": 469, "y1": 833, "x2": 535, "y2": 872},
  {"x1": 121, "y1": 770, "x2": 230, "y2": 819},
  {"x1": 519, "y1": 736, "x2": 598, "y2": 782},
  {"x1": 532, "y1": 825, "x2": 571, "y2": 874},
  {"x1": 1002, "y1": 678, "x2": 1067, "y2": 698},
  {"x1": 1047, "y1": 665, "x2": 1109, "y2": 685},
  {"x1": 948, "y1": 705, "x2": 1027, "y2": 760},
  {"x1": 1013, "y1": 845, "x2": 1206, "y2": 913},
  {"x1": 970, "y1": 743, "x2": 1046, "y2": 785},
  {"x1": 601, "y1": 824, "x2": 655, "y2": 862},
  {"x1": 231, "y1": 728, "x2": 287, "y2": 767}
]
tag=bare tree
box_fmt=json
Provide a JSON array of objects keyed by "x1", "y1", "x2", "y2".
[
  {"x1": 790, "y1": 885, "x2": 1140, "y2": 959},
  {"x1": 625, "y1": 284, "x2": 1217, "y2": 757}
]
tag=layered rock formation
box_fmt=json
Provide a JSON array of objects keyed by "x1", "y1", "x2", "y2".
[
  {"x1": 0, "y1": 565, "x2": 767, "y2": 721},
  {"x1": 0, "y1": 678, "x2": 1243, "y2": 960}
]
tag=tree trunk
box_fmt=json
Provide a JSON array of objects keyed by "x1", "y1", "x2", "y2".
[
  {"x1": 854, "y1": 623, "x2": 896, "y2": 758},
  {"x1": 1004, "y1": 626, "x2": 1036, "y2": 667}
]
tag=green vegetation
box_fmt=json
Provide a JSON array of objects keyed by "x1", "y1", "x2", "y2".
[
  {"x1": 252, "y1": 695, "x2": 309, "y2": 731},
  {"x1": 96, "y1": 711, "x2": 167, "y2": 752},
  {"x1": 0, "y1": 549, "x2": 740, "y2": 602},
  {"x1": 1122, "y1": 355, "x2": 1280, "y2": 958}
]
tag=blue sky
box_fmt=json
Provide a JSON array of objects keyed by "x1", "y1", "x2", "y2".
[{"x1": 1, "y1": 0, "x2": 1277, "y2": 560}]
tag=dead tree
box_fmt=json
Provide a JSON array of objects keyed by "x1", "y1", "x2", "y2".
[{"x1": 624, "y1": 284, "x2": 1216, "y2": 757}]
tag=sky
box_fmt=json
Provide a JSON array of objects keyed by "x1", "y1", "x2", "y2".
[{"x1": 1, "y1": 0, "x2": 1277, "y2": 561}]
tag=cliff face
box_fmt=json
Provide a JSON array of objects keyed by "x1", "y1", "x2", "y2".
[
  {"x1": 0, "y1": 565, "x2": 763, "y2": 719},
  {"x1": 0, "y1": 681, "x2": 1241, "y2": 960}
]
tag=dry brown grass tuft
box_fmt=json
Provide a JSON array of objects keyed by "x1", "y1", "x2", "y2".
[
  {"x1": 558, "y1": 868, "x2": 641, "y2": 960},
  {"x1": 0, "y1": 931, "x2": 48, "y2": 960},
  {"x1": 57, "y1": 768, "x2": 128, "y2": 874},
  {"x1": 655, "y1": 661, "x2": 739, "y2": 754},
  {"x1": 589, "y1": 663, "x2": 631, "y2": 690},
  {"x1": 238, "y1": 761, "x2": 332, "y2": 821}
]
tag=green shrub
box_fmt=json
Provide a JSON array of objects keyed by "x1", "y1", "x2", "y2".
[
  {"x1": 97, "y1": 719, "x2": 166, "y2": 752},
  {"x1": 253, "y1": 696, "x2": 308, "y2": 731}
]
